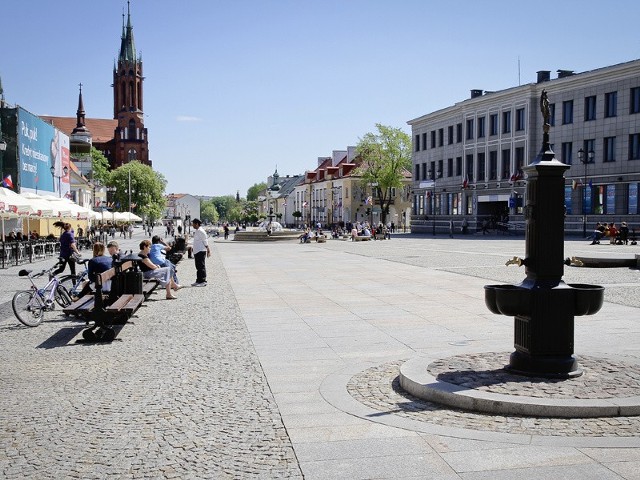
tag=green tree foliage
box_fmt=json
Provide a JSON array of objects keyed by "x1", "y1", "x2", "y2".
[
  {"x1": 200, "y1": 199, "x2": 219, "y2": 224},
  {"x1": 108, "y1": 161, "x2": 166, "y2": 222},
  {"x1": 355, "y1": 124, "x2": 411, "y2": 224},
  {"x1": 242, "y1": 201, "x2": 259, "y2": 224},
  {"x1": 90, "y1": 147, "x2": 110, "y2": 184},
  {"x1": 247, "y1": 182, "x2": 267, "y2": 201},
  {"x1": 211, "y1": 195, "x2": 237, "y2": 221}
]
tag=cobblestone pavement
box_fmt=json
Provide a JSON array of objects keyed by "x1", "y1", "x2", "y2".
[
  {"x1": 428, "y1": 352, "x2": 640, "y2": 399},
  {"x1": 347, "y1": 360, "x2": 640, "y2": 437},
  {"x1": 0, "y1": 246, "x2": 302, "y2": 479}
]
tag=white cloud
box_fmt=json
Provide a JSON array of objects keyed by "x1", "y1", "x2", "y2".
[{"x1": 176, "y1": 115, "x2": 203, "y2": 122}]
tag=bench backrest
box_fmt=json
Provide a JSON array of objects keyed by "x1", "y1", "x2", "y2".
[{"x1": 96, "y1": 261, "x2": 134, "y2": 288}]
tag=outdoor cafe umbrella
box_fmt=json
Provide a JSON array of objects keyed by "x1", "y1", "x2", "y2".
[{"x1": 0, "y1": 187, "x2": 38, "y2": 241}]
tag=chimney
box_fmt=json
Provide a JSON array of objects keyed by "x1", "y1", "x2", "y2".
[
  {"x1": 557, "y1": 69, "x2": 575, "y2": 79},
  {"x1": 470, "y1": 89, "x2": 483, "y2": 99},
  {"x1": 536, "y1": 70, "x2": 551, "y2": 83}
]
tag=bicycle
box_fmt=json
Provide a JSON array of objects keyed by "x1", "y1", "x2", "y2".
[
  {"x1": 59, "y1": 258, "x2": 90, "y2": 299},
  {"x1": 12, "y1": 264, "x2": 73, "y2": 327}
]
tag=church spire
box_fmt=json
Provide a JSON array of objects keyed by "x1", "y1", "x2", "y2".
[
  {"x1": 74, "y1": 83, "x2": 86, "y2": 130},
  {"x1": 118, "y1": 1, "x2": 137, "y2": 64}
]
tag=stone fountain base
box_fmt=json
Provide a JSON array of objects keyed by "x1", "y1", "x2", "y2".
[{"x1": 399, "y1": 352, "x2": 640, "y2": 418}]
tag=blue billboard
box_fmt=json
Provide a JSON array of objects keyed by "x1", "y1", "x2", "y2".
[{"x1": 18, "y1": 107, "x2": 70, "y2": 197}]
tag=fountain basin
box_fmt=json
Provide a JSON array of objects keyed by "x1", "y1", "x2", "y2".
[
  {"x1": 485, "y1": 283, "x2": 604, "y2": 318},
  {"x1": 568, "y1": 283, "x2": 604, "y2": 316}
]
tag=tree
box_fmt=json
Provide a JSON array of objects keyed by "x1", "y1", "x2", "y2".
[
  {"x1": 108, "y1": 161, "x2": 166, "y2": 222},
  {"x1": 90, "y1": 147, "x2": 110, "y2": 184},
  {"x1": 200, "y1": 199, "x2": 219, "y2": 224},
  {"x1": 211, "y1": 195, "x2": 237, "y2": 221},
  {"x1": 355, "y1": 124, "x2": 411, "y2": 225},
  {"x1": 247, "y1": 182, "x2": 267, "y2": 201}
]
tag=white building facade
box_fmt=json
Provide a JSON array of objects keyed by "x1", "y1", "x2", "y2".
[{"x1": 408, "y1": 59, "x2": 640, "y2": 234}]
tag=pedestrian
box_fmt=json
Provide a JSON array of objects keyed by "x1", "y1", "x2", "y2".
[
  {"x1": 53, "y1": 223, "x2": 80, "y2": 276},
  {"x1": 191, "y1": 218, "x2": 210, "y2": 287},
  {"x1": 461, "y1": 217, "x2": 469, "y2": 235},
  {"x1": 449, "y1": 219, "x2": 454, "y2": 238}
]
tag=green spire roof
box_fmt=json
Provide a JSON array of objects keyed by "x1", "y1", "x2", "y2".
[{"x1": 118, "y1": 1, "x2": 137, "y2": 64}]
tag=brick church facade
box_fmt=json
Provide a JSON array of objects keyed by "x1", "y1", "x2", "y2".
[{"x1": 42, "y1": 2, "x2": 151, "y2": 170}]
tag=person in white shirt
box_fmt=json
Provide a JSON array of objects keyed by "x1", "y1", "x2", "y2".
[{"x1": 191, "y1": 218, "x2": 210, "y2": 286}]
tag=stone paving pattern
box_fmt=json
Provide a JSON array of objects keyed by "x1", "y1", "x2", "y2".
[
  {"x1": 2, "y1": 232, "x2": 640, "y2": 478},
  {"x1": 428, "y1": 352, "x2": 640, "y2": 399},
  {"x1": 347, "y1": 360, "x2": 640, "y2": 437},
  {"x1": 0, "y1": 243, "x2": 302, "y2": 479}
]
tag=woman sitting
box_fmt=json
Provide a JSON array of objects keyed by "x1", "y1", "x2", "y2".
[
  {"x1": 74, "y1": 242, "x2": 113, "y2": 299},
  {"x1": 138, "y1": 239, "x2": 181, "y2": 300}
]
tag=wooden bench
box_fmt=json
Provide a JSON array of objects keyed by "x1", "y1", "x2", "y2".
[
  {"x1": 63, "y1": 295, "x2": 95, "y2": 319},
  {"x1": 81, "y1": 261, "x2": 146, "y2": 342}
]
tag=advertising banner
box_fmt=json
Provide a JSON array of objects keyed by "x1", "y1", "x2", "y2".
[
  {"x1": 606, "y1": 184, "x2": 616, "y2": 214},
  {"x1": 629, "y1": 183, "x2": 638, "y2": 215},
  {"x1": 18, "y1": 107, "x2": 70, "y2": 198}
]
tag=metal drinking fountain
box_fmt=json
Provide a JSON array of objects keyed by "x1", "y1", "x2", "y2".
[{"x1": 484, "y1": 91, "x2": 604, "y2": 378}]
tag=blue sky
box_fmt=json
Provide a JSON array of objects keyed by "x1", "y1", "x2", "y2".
[{"x1": 2, "y1": 0, "x2": 639, "y2": 197}]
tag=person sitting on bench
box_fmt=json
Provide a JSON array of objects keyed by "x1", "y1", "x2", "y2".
[
  {"x1": 138, "y1": 239, "x2": 181, "y2": 300},
  {"x1": 75, "y1": 242, "x2": 113, "y2": 299}
]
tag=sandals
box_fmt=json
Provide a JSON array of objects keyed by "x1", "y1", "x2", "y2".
[{"x1": 166, "y1": 294, "x2": 178, "y2": 300}]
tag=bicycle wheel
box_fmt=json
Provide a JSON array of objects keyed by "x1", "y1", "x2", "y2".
[
  {"x1": 55, "y1": 285, "x2": 73, "y2": 308},
  {"x1": 12, "y1": 291, "x2": 45, "y2": 327},
  {"x1": 59, "y1": 274, "x2": 80, "y2": 297}
]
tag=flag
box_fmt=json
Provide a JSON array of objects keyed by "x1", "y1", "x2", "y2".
[
  {"x1": 303, "y1": 201, "x2": 308, "y2": 207},
  {"x1": 462, "y1": 175, "x2": 469, "y2": 189},
  {"x1": 2, "y1": 175, "x2": 14, "y2": 189}
]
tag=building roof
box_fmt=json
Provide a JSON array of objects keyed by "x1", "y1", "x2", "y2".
[{"x1": 40, "y1": 116, "x2": 117, "y2": 144}]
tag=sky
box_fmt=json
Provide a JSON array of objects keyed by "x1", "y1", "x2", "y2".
[{"x1": 2, "y1": 0, "x2": 639, "y2": 198}]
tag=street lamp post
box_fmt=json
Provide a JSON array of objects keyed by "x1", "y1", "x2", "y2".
[
  {"x1": 50, "y1": 165, "x2": 68, "y2": 198},
  {"x1": 578, "y1": 148, "x2": 595, "y2": 238}
]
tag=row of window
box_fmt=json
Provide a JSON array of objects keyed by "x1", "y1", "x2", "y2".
[
  {"x1": 414, "y1": 133, "x2": 640, "y2": 183},
  {"x1": 414, "y1": 147, "x2": 527, "y2": 182},
  {"x1": 414, "y1": 87, "x2": 640, "y2": 152},
  {"x1": 414, "y1": 108, "x2": 527, "y2": 152},
  {"x1": 555, "y1": 87, "x2": 640, "y2": 125}
]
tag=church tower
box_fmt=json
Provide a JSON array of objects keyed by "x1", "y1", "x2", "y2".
[{"x1": 112, "y1": 1, "x2": 151, "y2": 168}]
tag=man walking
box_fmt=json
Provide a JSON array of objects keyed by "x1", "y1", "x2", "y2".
[{"x1": 191, "y1": 218, "x2": 210, "y2": 287}]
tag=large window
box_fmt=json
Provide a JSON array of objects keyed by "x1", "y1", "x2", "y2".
[
  {"x1": 515, "y1": 108, "x2": 525, "y2": 131},
  {"x1": 501, "y1": 149, "x2": 511, "y2": 179},
  {"x1": 431, "y1": 131, "x2": 436, "y2": 148},
  {"x1": 414, "y1": 164, "x2": 420, "y2": 180},
  {"x1": 466, "y1": 119, "x2": 474, "y2": 140},
  {"x1": 515, "y1": 147, "x2": 525, "y2": 173},
  {"x1": 584, "y1": 96, "x2": 596, "y2": 121},
  {"x1": 456, "y1": 156, "x2": 462, "y2": 176},
  {"x1": 477, "y1": 153, "x2": 486, "y2": 182},
  {"x1": 489, "y1": 151, "x2": 498, "y2": 180},
  {"x1": 562, "y1": 100, "x2": 574, "y2": 124},
  {"x1": 447, "y1": 158, "x2": 453, "y2": 177},
  {"x1": 477, "y1": 117, "x2": 486, "y2": 138},
  {"x1": 456, "y1": 123, "x2": 462, "y2": 143},
  {"x1": 604, "y1": 137, "x2": 616, "y2": 162},
  {"x1": 421, "y1": 133, "x2": 427, "y2": 151},
  {"x1": 561, "y1": 142, "x2": 573, "y2": 165},
  {"x1": 549, "y1": 103, "x2": 556, "y2": 126},
  {"x1": 489, "y1": 114, "x2": 498, "y2": 136},
  {"x1": 502, "y1": 111, "x2": 511, "y2": 133},
  {"x1": 448, "y1": 125, "x2": 454, "y2": 145},
  {"x1": 414, "y1": 135, "x2": 420, "y2": 152},
  {"x1": 584, "y1": 139, "x2": 596, "y2": 160},
  {"x1": 630, "y1": 133, "x2": 640, "y2": 160},
  {"x1": 631, "y1": 87, "x2": 640, "y2": 114},
  {"x1": 605, "y1": 92, "x2": 617, "y2": 118},
  {"x1": 438, "y1": 128, "x2": 444, "y2": 147},
  {"x1": 465, "y1": 154, "x2": 474, "y2": 181}
]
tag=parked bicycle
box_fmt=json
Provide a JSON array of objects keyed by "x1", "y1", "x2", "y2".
[
  {"x1": 12, "y1": 263, "x2": 73, "y2": 327},
  {"x1": 59, "y1": 258, "x2": 90, "y2": 299}
]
